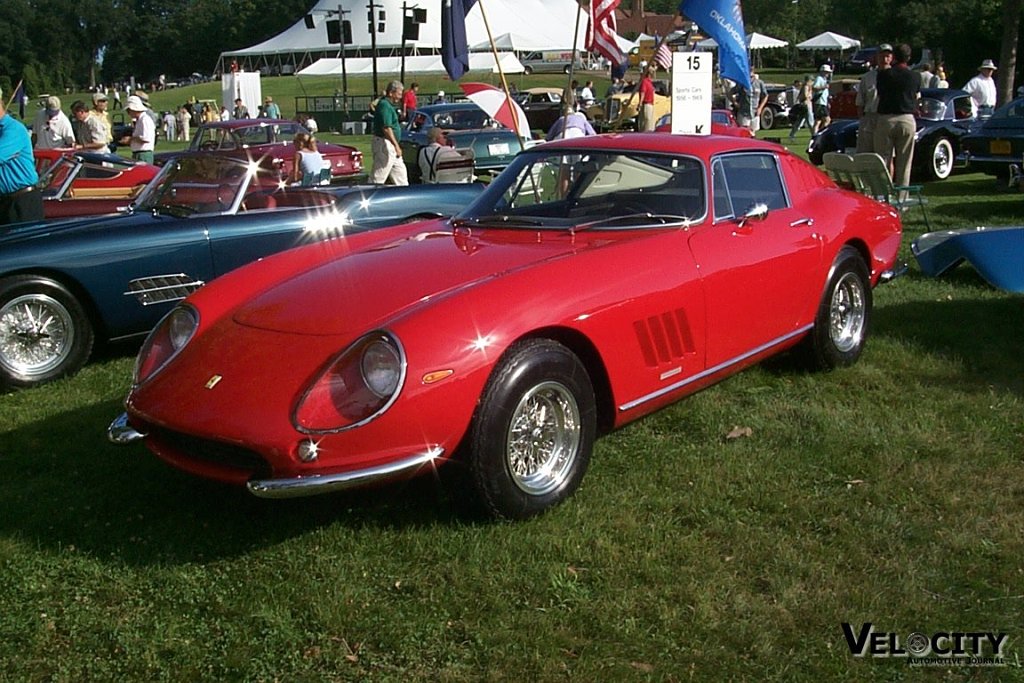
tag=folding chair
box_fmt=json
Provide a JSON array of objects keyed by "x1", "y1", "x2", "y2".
[
  {"x1": 822, "y1": 152, "x2": 861, "y2": 192},
  {"x1": 852, "y1": 152, "x2": 931, "y2": 229}
]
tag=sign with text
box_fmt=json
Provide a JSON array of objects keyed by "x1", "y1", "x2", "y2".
[{"x1": 670, "y1": 52, "x2": 713, "y2": 135}]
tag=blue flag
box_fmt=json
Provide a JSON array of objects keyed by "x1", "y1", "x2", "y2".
[
  {"x1": 679, "y1": 0, "x2": 750, "y2": 90},
  {"x1": 441, "y1": 0, "x2": 478, "y2": 81}
]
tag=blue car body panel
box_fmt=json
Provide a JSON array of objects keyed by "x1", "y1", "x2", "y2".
[{"x1": 912, "y1": 226, "x2": 1024, "y2": 292}]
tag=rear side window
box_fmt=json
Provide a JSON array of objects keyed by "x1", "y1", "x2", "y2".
[{"x1": 712, "y1": 153, "x2": 788, "y2": 220}]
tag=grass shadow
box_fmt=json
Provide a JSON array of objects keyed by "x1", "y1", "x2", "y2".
[
  {"x1": 0, "y1": 398, "x2": 469, "y2": 567},
  {"x1": 873, "y1": 294, "x2": 1023, "y2": 395}
]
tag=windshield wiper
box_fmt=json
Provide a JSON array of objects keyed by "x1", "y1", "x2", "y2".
[
  {"x1": 571, "y1": 213, "x2": 691, "y2": 232},
  {"x1": 452, "y1": 214, "x2": 546, "y2": 228}
]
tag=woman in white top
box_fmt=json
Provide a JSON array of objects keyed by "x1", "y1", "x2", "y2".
[{"x1": 291, "y1": 132, "x2": 325, "y2": 185}]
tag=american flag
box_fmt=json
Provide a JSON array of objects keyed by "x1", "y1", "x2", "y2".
[
  {"x1": 587, "y1": 0, "x2": 627, "y2": 65},
  {"x1": 654, "y1": 42, "x2": 673, "y2": 70}
]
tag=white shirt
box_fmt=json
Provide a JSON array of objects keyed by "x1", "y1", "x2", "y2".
[
  {"x1": 33, "y1": 110, "x2": 75, "y2": 149},
  {"x1": 963, "y1": 74, "x2": 997, "y2": 108},
  {"x1": 130, "y1": 112, "x2": 156, "y2": 152},
  {"x1": 418, "y1": 143, "x2": 464, "y2": 183}
]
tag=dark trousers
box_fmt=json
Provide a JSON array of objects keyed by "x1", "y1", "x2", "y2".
[{"x1": 0, "y1": 187, "x2": 44, "y2": 226}]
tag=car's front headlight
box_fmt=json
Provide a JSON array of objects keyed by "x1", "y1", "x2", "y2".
[
  {"x1": 293, "y1": 332, "x2": 405, "y2": 433},
  {"x1": 134, "y1": 306, "x2": 199, "y2": 385}
]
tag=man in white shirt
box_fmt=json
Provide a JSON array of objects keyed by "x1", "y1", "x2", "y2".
[
  {"x1": 122, "y1": 95, "x2": 155, "y2": 163},
  {"x1": 856, "y1": 44, "x2": 893, "y2": 153},
  {"x1": 417, "y1": 127, "x2": 467, "y2": 183},
  {"x1": 33, "y1": 96, "x2": 75, "y2": 149},
  {"x1": 963, "y1": 59, "x2": 998, "y2": 116}
]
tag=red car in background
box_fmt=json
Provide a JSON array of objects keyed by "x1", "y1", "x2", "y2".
[
  {"x1": 36, "y1": 150, "x2": 160, "y2": 219},
  {"x1": 112, "y1": 134, "x2": 903, "y2": 520},
  {"x1": 154, "y1": 119, "x2": 363, "y2": 183},
  {"x1": 655, "y1": 109, "x2": 755, "y2": 137}
]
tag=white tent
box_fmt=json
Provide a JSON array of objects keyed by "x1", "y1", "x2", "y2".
[
  {"x1": 220, "y1": 0, "x2": 590, "y2": 72},
  {"x1": 298, "y1": 53, "x2": 525, "y2": 76},
  {"x1": 796, "y1": 31, "x2": 860, "y2": 51},
  {"x1": 698, "y1": 32, "x2": 788, "y2": 50}
]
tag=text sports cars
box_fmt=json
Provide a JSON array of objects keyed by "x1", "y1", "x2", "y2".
[
  {"x1": 0, "y1": 155, "x2": 483, "y2": 388},
  {"x1": 110, "y1": 133, "x2": 903, "y2": 520}
]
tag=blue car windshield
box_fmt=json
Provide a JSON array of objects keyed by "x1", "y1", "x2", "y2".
[
  {"x1": 457, "y1": 149, "x2": 706, "y2": 228},
  {"x1": 134, "y1": 156, "x2": 260, "y2": 215}
]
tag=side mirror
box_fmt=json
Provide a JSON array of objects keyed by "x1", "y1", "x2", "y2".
[{"x1": 737, "y1": 202, "x2": 768, "y2": 228}]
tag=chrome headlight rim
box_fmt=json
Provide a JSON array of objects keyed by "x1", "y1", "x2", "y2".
[
  {"x1": 133, "y1": 305, "x2": 199, "y2": 386},
  {"x1": 292, "y1": 330, "x2": 407, "y2": 435}
]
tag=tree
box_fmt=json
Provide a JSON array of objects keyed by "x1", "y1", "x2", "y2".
[{"x1": 998, "y1": 0, "x2": 1022, "y2": 104}]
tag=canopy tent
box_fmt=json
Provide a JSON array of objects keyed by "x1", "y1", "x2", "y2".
[
  {"x1": 796, "y1": 31, "x2": 860, "y2": 50},
  {"x1": 219, "y1": 0, "x2": 590, "y2": 74},
  {"x1": 697, "y1": 32, "x2": 788, "y2": 50},
  {"x1": 297, "y1": 53, "x2": 525, "y2": 76}
]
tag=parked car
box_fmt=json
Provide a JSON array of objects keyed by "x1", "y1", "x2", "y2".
[
  {"x1": 154, "y1": 119, "x2": 364, "y2": 183},
  {"x1": 807, "y1": 88, "x2": 976, "y2": 180},
  {"x1": 37, "y1": 151, "x2": 160, "y2": 220},
  {"x1": 655, "y1": 109, "x2": 754, "y2": 137},
  {"x1": 960, "y1": 96, "x2": 1024, "y2": 177},
  {"x1": 588, "y1": 79, "x2": 671, "y2": 130},
  {"x1": 759, "y1": 83, "x2": 793, "y2": 130},
  {"x1": 400, "y1": 102, "x2": 534, "y2": 182},
  {"x1": 514, "y1": 87, "x2": 564, "y2": 133},
  {"x1": 0, "y1": 155, "x2": 484, "y2": 388},
  {"x1": 840, "y1": 48, "x2": 879, "y2": 74},
  {"x1": 519, "y1": 50, "x2": 584, "y2": 75},
  {"x1": 110, "y1": 134, "x2": 903, "y2": 520}
]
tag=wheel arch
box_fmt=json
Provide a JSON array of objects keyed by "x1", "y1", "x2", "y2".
[
  {"x1": 0, "y1": 268, "x2": 109, "y2": 342},
  {"x1": 502, "y1": 325, "x2": 616, "y2": 435}
]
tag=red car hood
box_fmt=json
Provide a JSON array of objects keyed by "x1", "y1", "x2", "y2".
[{"x1": 232, "y1": 225, "x2": 620, "y2": 336}]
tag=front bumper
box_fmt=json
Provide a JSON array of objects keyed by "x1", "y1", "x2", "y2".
[{"x1": 108, "y1": 412, "x2": 444, "y2": 499}]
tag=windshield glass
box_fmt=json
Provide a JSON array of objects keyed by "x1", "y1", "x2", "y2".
[
  {"x1": 133, "y1": 156, "x2": 261, "y2": 215},
  {"x1": 458, "y1": 148, "x2": 705, "y2": 228},
  {"x1": 916, "y1": 98, "x2": 946, "y2": 121},
  {"x1": 37, "y1": 157, "x2": 76, "y2": 198}
]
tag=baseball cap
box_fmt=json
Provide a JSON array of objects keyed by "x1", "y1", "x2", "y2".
[
  {"x1": 878, "y1": 43, "x2": 893, "y2": 52},
  {"x1": 92, "y1": 92, "x2": 108, "y2": 104},
  {"x1": 125, "y1": 95, "x2": 147, "y2": 112}
]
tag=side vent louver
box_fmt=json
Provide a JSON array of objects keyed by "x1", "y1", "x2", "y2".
[
  {"x1": 125, "y1": 274, "x2": 205, "y2": 306},
  {"x1": 634, "y1": 309, "x2": 696, "y2": 367}
]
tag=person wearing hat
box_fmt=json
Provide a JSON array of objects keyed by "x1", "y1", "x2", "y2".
[
  {"x1": 0, "y1": 86, "x2": 44, "y2": 225},
  {"x1": 122, "y1": 95, "x2": 156, "y2": 164},
  {"x1": 90, "y1": 91, "x2": 113, "y2": 149},
  {"x1": 812, "y1": 63, "x2": 833, "y2": 133},
  {"x1": 963, "y1": 59, "x2": 998, "y2": 117},
  {"x1": 32, "y1": 95, "x2": 75, "y2": 149},
  {"x1": 434, "y1": 90, "x2": 447, "y2": 104},
  {"x1": 855, "y1": 44, "x2": 894, "y2": 153}
]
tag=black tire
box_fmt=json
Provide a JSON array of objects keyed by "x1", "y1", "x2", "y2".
[
  {"x1": 0, "y1": 275, "x2": 95, "y2": 388},
  {"x1": 563, "y1": 65, "x2": 572, "y2": 75},
  {"x1": 803, "y1": 247, "x2": 872, "y2": 370},
  {"x1": 760, "y1": 106, "x2": 776, "y2": 130},
  {"x1": 923, "y1": 136, "x2": 954, "y2": 181},
  {"x1": 523, "y1": 66, "x2": 533, "y2": 76},
  {"x1": 467, "y1": 339, "x2": 596, "y2": 520}
]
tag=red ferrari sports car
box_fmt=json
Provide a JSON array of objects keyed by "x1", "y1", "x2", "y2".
[{"x1": 111, "y1": 133, "x2": 903, "y2": 520}]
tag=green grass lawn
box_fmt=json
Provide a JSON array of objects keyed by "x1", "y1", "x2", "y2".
[{"x1": 2, "y1": 105, "x2": 1023, "y2": 678}]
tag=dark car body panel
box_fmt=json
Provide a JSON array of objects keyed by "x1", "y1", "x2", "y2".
[{"x1": 961, "y1": 97, "x2": 1024, "y2": 175}]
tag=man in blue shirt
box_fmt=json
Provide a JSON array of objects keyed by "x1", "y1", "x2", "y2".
[{"x1": 0, "y1": 88, "x2": 43, "y2": 225}]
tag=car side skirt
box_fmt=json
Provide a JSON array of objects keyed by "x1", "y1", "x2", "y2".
[{"x1": 618, "y1": 325, "x2": 813, "y2": 413}]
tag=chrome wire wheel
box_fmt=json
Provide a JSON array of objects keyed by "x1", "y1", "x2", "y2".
[
  {"x1": 506, "y1": 380, "x2": 581, "y2": 496},
  {"x1": 0, "y1": 293, "x2": 75, "y2": 379},
  {"x1": 828, "y1": 271, "x2": 866, "y2": 354}
]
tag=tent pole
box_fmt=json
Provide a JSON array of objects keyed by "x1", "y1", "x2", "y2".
[
  {"x1": 477, "y1": 0, "x2": 525, "y2": 149},
  {"x1": 557, "y1": 2, "x2": 584, "y2": 139}
]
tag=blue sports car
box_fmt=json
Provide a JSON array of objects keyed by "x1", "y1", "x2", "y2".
[{"x1": 0, "y1": 155, "x2": 483, "y2": 388}]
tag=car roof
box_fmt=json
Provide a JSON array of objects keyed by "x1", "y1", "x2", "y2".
[
  {"x1": 537, "y1": 132, "x2": 786, "y2": 157},
  {"x1": 921, "y1": 88, "x2": 970, "y2": 102},
  {"x1": 415, "y1": 102, "x2": 485, "y2": 115}
]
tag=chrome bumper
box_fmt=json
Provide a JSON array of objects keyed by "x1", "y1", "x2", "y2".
[
  {"x1": 247, "y1": 447, "x2": 444, "y2": 498},
  {"x1": 879, "y1": 262, "x2": 909, "y2": 284},
  {"x1": 108, "y1": 412, "x2": 147, "y2": 444}
]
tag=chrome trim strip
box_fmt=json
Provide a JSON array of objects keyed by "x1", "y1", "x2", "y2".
[
  {"x1": 618, "y1": 325, "x2": 813, "y2": 413},
  {"x1": 247, "y1": 447, "x2": 444, "y2": 499},
  {"x1": 107, "y1": 412, "x2": 147, "y2": 444}
]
